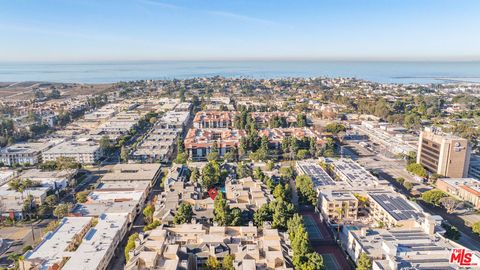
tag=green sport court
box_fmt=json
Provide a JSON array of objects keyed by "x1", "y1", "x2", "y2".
[
  {"x1": 303, "y1": 215, "x2": 323, "y2": 240},
  {"x1": 322, "y1": 253, "x2": 341, "y2": 270}
]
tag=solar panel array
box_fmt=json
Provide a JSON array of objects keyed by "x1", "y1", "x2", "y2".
[
  {"x1": 333, "y1": 159, "x2": 378, "y2": 187},
  {"x1": 370, "y1": 193, "x2": 421, "y2": 221},
  {"x1": 298, "y1": 161, "x2": 335, "y2": 188}
]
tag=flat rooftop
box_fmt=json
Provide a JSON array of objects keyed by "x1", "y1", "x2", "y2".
[
  {"x1": 88, "y1": 190, "x2": 144, "y2": 202},
  {"x1": 43, "y1": 140, "x2": 100, "y2": 154},
  {"x1": 369, "y1": 192, "x2": 422, "y2": 221},
  {"x1": 101, "y1": 163, "x2": 161, "y2": 182},
  {"x1": 296, "y1": 160, "x2": 338, "y2": 188},
  {"x1": 23, "y1": 217, "x2": 92, "y2": 268},
  {"x1": 332, "y1": 158, "x2": 381, "y2": 187},
  {"x1": 62, "y1": 213, "x2": 129, "y2": 270}
]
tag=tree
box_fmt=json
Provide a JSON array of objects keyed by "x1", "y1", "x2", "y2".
[
  {"x1": 45, "y1": 195, "x2": 58, "y2": 208},
  {"x1": 297, "y1": 113, "x2": 307, "y2": 127},
  {"x1": 125, "y1": 233, "x2": 139, "y2": 261},
  {"x1": 406, "y1": 163, "x2": 428, "y2": 178},
  {"x1": 472, "y1": 221, "x2": 480, "y2": 235},
  {"x1": 271, "y1": 200, "x2": 295, "y2": 230},
  {"x1": 206, "y1": 151, "x2": 219, "y2": 162},
  {"x1": 266, "y1": 161, "x2": 275, "y2": 171},
  {"x1": 323, "y1": 122, "x2": 346, "y2": 134},
  {"x1": 228, "y1": 207, "x2": 242, "y2": 226},
  {"x1": 253, "y1": 203, "x2": 272, "y2": 226},
  {"x1": 442, "y1": 223, "x2": 460, "y2": 240},
  {"x1": 280, "y1": 166, "x2": 294, "y2": 180},
  {"x1": 301, "y1": 252, "x2": 324, "y2": 270},
  {"x1": 99, "y1": 136, "x2": 112, "y2": 153},
  {"x1": 403, "y1": 181, "x2": 414, "y2": 191},
  {"x1": 175, "y1": 152, "x2": 188, "y2": 164},
  {"x1": 214, "y1": 192, "x2": 230, "y2": 226},
  {"x1": 190, "y1": 167, "x2": 199, "y2": 183},
  {"x1": 174, "y1": 202, "x2": 193, "y2": 224},
  {"x1": 75, "y1": 190, "x2": 90, "y2": 203},
  {"x1": 143, "y1": 204, "x2": 155, "y2": 224},
  {"x1": 296, "y1": 175, "x2": 317, "y2": 206},
  {"x1": 44, "y1": 220, "x2": 60, "y2": 233},
  {"x1": 205, "y1": 256, "x2": 220, "y2": 270},
  {"x1": 421, "y1": 189, "x2": 447, "y2": 206},
  {"x1": 55, "y1": 157, "x2": 81, "y2": 170},
  {"x1": 223, "y1": 151, "x2": 236, "y2": 162},
  {"x1": 273, "y1": 184, "x2": 287, "y2": 201},
  {"x1": 120, "y1": 146, "x2": 129, "y2": 163},
  {"x1": 53, "y1": 203, "x2": 72, "y2": 219},
  {"x1": 236, "y1": 162, "x2": 252, "y2": 178},
  {"x1": 356, "y1": 252, "x2": 372, "y2": 270},
  {"x1": 201, "y1": 161, "x2": 221, "y2": 189},
  {"x1": 222, "y1": 254, "x2": 235, "y2": 270},
  {"x1": 439, "y1": 197, "x2": 461, "y2": 213},
  {"x1": 297, "y1": 149, "x2": 309, "y2": 160}
]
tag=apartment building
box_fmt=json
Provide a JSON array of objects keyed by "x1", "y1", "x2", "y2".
[
  {"x1": 100, "y1": 163, "x2": 162, "y2": 186},
  {"x1": 19, "y1": 169, "x2": 77, "y2": 190},
  {"x1": 436, "y1": 178, "x2": 480, "y2": 208},
  {"x1": 225, "y1": 177, "x2": 273, "y2": 210},
  {"x1": 367, "y1": 191, "x2": 424, "y2": 229},
  {"x1": 251, "y1": 111, "x2": 297, "y2": 127},
  {"x1": 331, "y1": 158, "x2": 389, "y2": 188},
  {"x1": 125, "y1": 223, "x2": 293, "y2": 270},
  {"x1": 417, "y1": 127, "x2": 471, "y2": 178},
  {"x1": 0, "y1": 139, "x2": 62, "y2": 166},
  {"x1": 258, "y1": 127, "x2": 325, "y2": 149},
  {"x1": 21, "y1": 217, "x2": 93, "y2": 270},
  {"x1": 296, "y1": 160, "x2": 349, "y2": 192},
  {"x1": 193, "y1": 111, "x2": 238, "y2": 128},
  {"x1": 319, "y1": 189, "x2": 358, "y2": 222},
  {"x1": 184, "y1": 128, "x2": 246, "y2": 160},
  {"x1": 42, "y1": 139, "x2": 103, "y2": 164},
  {"x1": 0, "y1": 186, "x2": 49, "y2": 219},
  {"x1": 345, "y1": 227, "x2": 478, "y2": 270},
  {"x1": 154, "y1": 181, "x2": 214, "y2": 225},
  {"x1": 132, "y1": 128, "x2": 177, "y2": 163}
]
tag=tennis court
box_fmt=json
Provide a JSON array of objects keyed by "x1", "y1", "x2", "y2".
[
  {"x1": 303, "y1": 215, "x2": 323, "y2": 240},
  {"x1": 322, "y1": 253, "x2": 341, "y2": 270}
]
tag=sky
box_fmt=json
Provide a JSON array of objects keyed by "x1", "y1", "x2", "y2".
[{"x1": 1, "y1": 0, "x2": 480, "y2": 62}]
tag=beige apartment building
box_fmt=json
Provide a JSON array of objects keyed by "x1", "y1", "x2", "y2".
[
  {"x1": 417, "y1": 127, "x2": 471, "y2": 178},
  {"x1": 319, "y1": 189, "x2": 358, "y2": 222}
]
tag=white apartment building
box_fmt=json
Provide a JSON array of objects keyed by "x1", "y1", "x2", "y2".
[{"x1": 42, "y1": 140, "x2": 103, "y2": 164}]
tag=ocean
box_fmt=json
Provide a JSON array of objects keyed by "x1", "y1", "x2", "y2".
[{"x1": 1, "y1": 61, "x2": 480, "y2": 84}]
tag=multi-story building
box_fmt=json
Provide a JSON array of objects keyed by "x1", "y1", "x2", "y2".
[
  {"x1": 367, "y1": 191, "x2": 424, "y2": 229},
  {"x1": 184, "y1": 128, "x2": 246, "y2": 160},
  {"x1": 0, "y1": 139, "x2": 62, "y2": 166},
  {"x1": 251, "y1": 111, "x2": 297, "y2": 127},
  {"x1": 22, "y1": 213, "x2": 129, "y2": 270},
  {"x1": 331, "y1": 158, "x2": 389, "y2": 188},
  {"x1": 100, "y1": 163, "x2": 162, "y2": 187},
  {"x1": 436, "y1": 178, "x2": 480, "y2": 209},
  {"x1": 345, "y1": 227, "x2": 478, "y2": 270},
  {"x1": 319, "y1": 189, "x2": 358, "y2": 222},
  {"x1": 125, "y1": 223, "x2": 293, "y2": 270},
  {"x1": 21, "y1": 217, "x2": 93, "y2": 270},
  {"x1": 42, "y1": 139, "x2": 103, "y2": 164},
  {"x1": 193, "y1": 111, "x2": 238, "y2": 129},
  {"x1": 225, "y1": 177, "x2": 273, "y2": 211},
  {"x1": 132, "y1": 128, "x2": 178, "y2": 163},
  {"x1": 417, "y1": 127, "x2": 471, "y2": 178},
  {"x1": 258, "y1": 127, "x2": 325, "y2": 149},
  {"x1": 468, "y1": 154, "x2": 480, "y2": 180},
  {"x1": 19, "y1": 169, "x2": 77, "y2": 190},
  {"x1": 0, "y1": 186, "x2": 49, "y2": 219}
]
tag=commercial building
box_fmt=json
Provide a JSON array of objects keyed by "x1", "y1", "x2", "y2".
[
  {"x1": 125, "y1": 223, "x2": 293, "y2": 270},
  {"x1": 417, "y1": 127, "x2": 471, "y2": 178},
  {"x1": 351, "y1": 121, "x2": 418, "y2": 155},
  {"x1": 193, "y1": 111, "x2": 238, "y2": 129},
  {"x1": 184, "y1": 128, "x2": 246, "y2": 160},
  {"x1": 436, "y1": 178, "x2": 480, "y2": 209},
  {"x1": 42, "y1": 139, "x2": 103, "y2": 165}
]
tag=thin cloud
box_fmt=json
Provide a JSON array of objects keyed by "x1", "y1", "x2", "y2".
[
  {"x1": 136, "y1": 0, "x2": 181, "y2": 9},
  {"x1": 206, "y1": 10, "x2": 278, "y2": 26}
]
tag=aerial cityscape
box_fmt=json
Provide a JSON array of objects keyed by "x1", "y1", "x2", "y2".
[{"x1": 1, "y1": 1, "x2": 480, "y2": 270}]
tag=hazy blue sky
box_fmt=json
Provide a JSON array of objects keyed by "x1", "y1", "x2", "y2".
[{"x1": 1, "y1": 0, "x2": 480, "y2": 62}]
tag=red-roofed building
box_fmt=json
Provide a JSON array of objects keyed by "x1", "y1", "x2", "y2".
[
  {"x1": 193, "y1": 111, "x2": 239, "y2": 129},
  {"x1": 258, "y1": 127, "x2": 327, "y2": 149},
  {"x1": 184, "y1": 128, "x2": 246, "y2": 160}
]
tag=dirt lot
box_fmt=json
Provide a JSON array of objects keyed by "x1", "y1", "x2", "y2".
[{"x1": 0, "y1": 82, "x2": 113, "y2": 100}]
